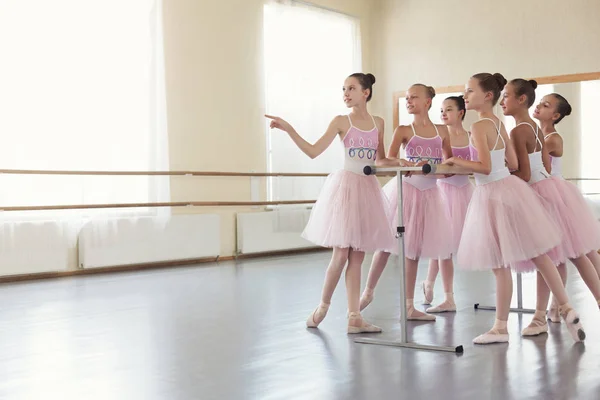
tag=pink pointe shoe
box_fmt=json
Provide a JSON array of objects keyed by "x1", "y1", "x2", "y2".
[
  {"x1": 306, "y1": 303, "x2": 329, "y2": 328},
  {"x1": 347, "y1": 312, "x2": 382, "y2": 334}
]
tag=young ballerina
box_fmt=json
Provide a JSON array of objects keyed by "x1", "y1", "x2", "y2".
[
  {"x1": 266, "y1": 73, "x2": 403, "y2": 333},
  {"x1": 422, "y1": 95, "x2": 474, "y2": 313},
  {"x1": 535, "y1": 93, "x2": 600, "y2": 322},
  {"x1": 360, "y1": 83, "x2": 454, "y2": 321},
  {"x1": 501, "y1": 78, "x2": 600, "y2": 336},
  {"x1": 444, "y1": 72, "x2": 585, "y2": 344}
]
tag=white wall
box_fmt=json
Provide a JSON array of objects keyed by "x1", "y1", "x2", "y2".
[{"x1": 370, "y1": 0, "x2": 600, "y2": 179}]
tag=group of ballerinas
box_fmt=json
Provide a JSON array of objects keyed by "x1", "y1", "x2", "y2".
[{"x1": 265, "y1": 71, "x2": 600, "y2": 345}]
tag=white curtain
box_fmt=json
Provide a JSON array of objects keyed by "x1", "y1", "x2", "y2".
[
  {"x1": 0, "y1": 0, "x2": 170, "y2": 223},
  {"x1": 263, "y1": 0, "x2": 362, "y2": 202}
]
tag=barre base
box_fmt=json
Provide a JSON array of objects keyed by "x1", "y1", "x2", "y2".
[
  {"x1": 354, "y1": 169, "x2": 464, "y2": 355},
  {"x1": 355, "y1": 337, "x2": 463, "y2": 354},
  {"x1": 473, "y1": 272, "x2": 535, "y2": 314},
  {"x1": 473, "y1": 304, "x2": 536, "y2": 314}
]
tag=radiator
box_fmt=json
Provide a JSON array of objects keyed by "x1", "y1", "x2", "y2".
[
  {"x1": 236, "y1": 209, "x2": 318, "y2": 254},
  {"x1": 0, "y1": 220, "x2": 73, "y2": 275},
  {"x1": 79, "y1": 214, "x2": 220, "y2": 269}
]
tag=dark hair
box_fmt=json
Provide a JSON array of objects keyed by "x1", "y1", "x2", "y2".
[
  {"x1": 348, "y1": 73, "x2": 376, "y2": 102},
  {"x1": 551, "y1": 93, "x2": 572, "y2": 124},
  {"x1": 445, "y1": 95, "x2": 466, "y2": 120},
  {"x1": 510, "y1": 78, "x2": 538, "y2": 107},
  {"x1": 472, "y1": 72, "x2": 507, "y2": 105}
]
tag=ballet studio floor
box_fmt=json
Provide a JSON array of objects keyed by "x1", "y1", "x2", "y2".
[{"x1": 0, "y1": 252, "x2": 598, "y2": 400}]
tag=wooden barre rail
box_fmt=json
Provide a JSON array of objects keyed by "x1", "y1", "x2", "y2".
[
  {"x1": 0, "y1": 200, "x2": 316, "y2": 212},
  {"x1": 0, "y1": 168, "x2": 597, "y2": 181},
  {"x1": 0, "y1": 169, "x2": 329, "y2": 177}
]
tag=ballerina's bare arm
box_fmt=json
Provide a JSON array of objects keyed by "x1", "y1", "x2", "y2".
[
  {"x1": 265, "y1": 114, "x2": 343, "y2": 159},
  {"x1": 541, "y1": 133, "x2": 552, "y2": 175},
  {"x1": 501, "y1": 124, "x2": 518, "y2": 171},
  {"x1": 543, "y1": 133, "x2": 563, "y2": 174},
  {"x1": 437, "y1": 124, "x2": 454, "y2": 160},
  {"x1": 442, "y1": 121, "x2": 491, "y2": 174},
  {"x1": 509, "y1": 125, "x2": 532, "y2": 182},
  {"x1": 544, "y1": 133, "x2": 563, "y2": 157},
  {"x1": 374, "y1": 119, "x2": 413, "y2": 167},
  {"x1": 378, "y1": 125, "x2": 414, "y2": 167}
]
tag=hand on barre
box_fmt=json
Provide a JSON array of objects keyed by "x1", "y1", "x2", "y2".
[
  {"x1": 374, "y1": 157, "x2": 414, "y2": 168},
  {"x1": 407, "y1": 160, "x2": 427, "y2": 177}
]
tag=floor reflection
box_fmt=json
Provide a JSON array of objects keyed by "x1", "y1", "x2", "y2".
[{"x1": 0, "y1": 252, "x2": 597, "y2": 399}]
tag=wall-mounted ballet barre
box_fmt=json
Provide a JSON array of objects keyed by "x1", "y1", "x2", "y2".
[
  {"x1": 0, "y1": 200, "x2": 317, "y2": 212},
  {"x1": 0, "y1": 167, "x2": 596, "y2": 181},
  {"x1": 0, "y1": 169, "x2": 329, "y2": 177},
  {"x1": 0, "y1": 166, "x2": 596, "y2": 213},
  {"x1": 0, "y1": 169, "x2": 326, "y2": 211}
]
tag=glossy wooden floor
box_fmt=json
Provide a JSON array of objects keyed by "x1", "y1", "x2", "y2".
[{"x1": 0, "y1": 252, "x2": 598, "y2": 400}]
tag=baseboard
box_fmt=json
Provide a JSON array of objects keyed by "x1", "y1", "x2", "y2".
[{"x1": 0, "y1": 247, "x2": 329, "y2": 284}]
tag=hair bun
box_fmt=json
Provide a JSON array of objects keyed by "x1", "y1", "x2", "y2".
[
  {"x1": 528, "y1": 79, "x2": 538, "y2": 89},
  {"x1": 565, "y1": 105, "x2": 572, "y2": 116},
  {"x1": 428, "y1": 86, "x2": 436, "y2": 99},
  {"x1": 492, "y1": 73, "x2": 507, "y2": 89},
  {"x1": 366, "y1": 73, "x2": 376, "y2": 85}
]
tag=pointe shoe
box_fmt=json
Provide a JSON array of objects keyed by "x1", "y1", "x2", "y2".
[
  {"x1": 406, "y1": 305, "x2": 436, "y2": 321},
  {"x1": 426, "y1": 300, "x2": 456, "y2": 313},
  {"x1": 473, "y1": 329, "x2": 509, "y2": 345},
  {"x1": 347, "y1": 312, "x2": 382, "y2": 334},
  {"x1": 560, "y1": 306, "x2": 586, "y2": 342},
  {"x1": 521, "y1": 320, "x2": 548, "y2": 336},
  {"x1": 422, "y1": 281, "x2": 434, "y2": 305},
  {"x1": 359, "y1": 291, "x2": 374, "y2": 311},
  {"x1": 548, "y1": 296, "x2": 561, "y2": 323},
  {"x1": 306, "y1": 303, "x2": 329, "y2": 328}
]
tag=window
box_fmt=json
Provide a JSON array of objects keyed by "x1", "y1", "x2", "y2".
[
  {"x1": 263, "y1": 1, "x2": 362, "y2": 202},
  {"x1": 0, "y1": 0, "x2": 170, "y2": 221},
  {"x1": 580, "y1": 80, "x2": 600, "y2": 195}
]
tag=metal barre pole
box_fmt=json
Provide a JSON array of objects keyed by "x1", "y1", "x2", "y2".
[
  {"x1": 355, "y1": 164, "x2": 464, "y2": 354},
  {"x1": 397, "y1": 170, "x2": 407, "y2": 344},
  {"x1": 474, "y1": 272, "x2": 535, "y2": 314},
  {"x1": 363, "y1": 164, "x2": 472, "y2": 176}
]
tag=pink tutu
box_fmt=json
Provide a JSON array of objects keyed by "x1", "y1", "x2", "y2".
[
  {"x1": 438, "y1": 180, "x2": 474, "y2": 254},
  {"x1": 512, "y1": 179, "x2": 566, "y2": 271},
  {"x1": 549, "y1": 176, "x2": 600, "y2": 256},
  {"x1": 457, "y1": 175, "x2": 562, "y2": 272},
  {"x1": 301, "y1": 170, "x2": 395, "y2": 252},
  {"x1": 383, "y1": 179, "x2": 453, "y2": 260}
]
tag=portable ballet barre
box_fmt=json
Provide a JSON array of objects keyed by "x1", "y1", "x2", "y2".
[
  {"x1": 356, "y1": 163, "x2": 466, "y2": 354},
  {"x1": 365, "y1": 163, "x2": 535, "y2": 321},
  {"x1": 474, "y1": 273, "x2": 535, "y2": 314}
]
